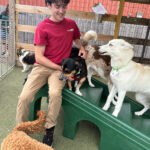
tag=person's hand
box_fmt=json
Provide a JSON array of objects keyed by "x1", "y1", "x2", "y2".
[
  {"x1": 78, "y1": 49, "x2": 87, "y2": 59},
  {"x1": 57, "y1": 66, "x2": 62, "y2": 71}
]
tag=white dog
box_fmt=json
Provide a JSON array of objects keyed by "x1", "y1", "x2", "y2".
[{"x1": 98, "y1": 39, "x2": 150, "y2": 117}]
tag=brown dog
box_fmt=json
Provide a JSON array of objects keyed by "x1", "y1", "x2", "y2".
[
  {"x1": 1, "y1": 111, "x2": 53, "y2": 150},
  {"x1": 85, "y1": 44, "x2": 112, "y2": 91},
  {"x1": 80, "y1": 30, "x2": 112, "y2": 91}
]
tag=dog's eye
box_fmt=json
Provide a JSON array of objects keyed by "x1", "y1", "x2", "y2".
[
  {"x1": 109, "y1": 43, "x2": 113, "y2": 46},
  {"x1": 64, "y1": 70, "x2": 69, "y2": 73}
]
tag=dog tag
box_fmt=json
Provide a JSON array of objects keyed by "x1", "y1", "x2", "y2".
[{"x1": 110, "y1": 70, "x2": 118, "y2": 76}]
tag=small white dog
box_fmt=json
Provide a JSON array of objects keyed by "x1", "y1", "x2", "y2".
[
  {"x1": 99, "y1": 39, "x2": 150, "y2": 117},
  {"x1": 17, "y1": 47, "x2": 35, "y2": 72}
]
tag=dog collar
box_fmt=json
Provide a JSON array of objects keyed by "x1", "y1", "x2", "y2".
[
  {"x1": 72, "y1": 70, "x2": 81, "y2": 81},
  {"x1": 112, "y1": 61, "x2": 130, "y2": 71},
  {"x1": 112, "y1": 66, "x2": 124, "y2": 71},
  {"x1": 75, "y1": 70, "x2": 80, "y2": 76}
]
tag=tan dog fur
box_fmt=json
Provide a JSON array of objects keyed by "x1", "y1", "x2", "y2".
[{"x1": 1, "y1": 111, "x2": 53, "y2": 150}]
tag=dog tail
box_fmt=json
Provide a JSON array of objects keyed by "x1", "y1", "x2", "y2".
[
  {"x1": 82, "y1": 30, "x2": 97, "y2": 46},
  {"x1": 14, "y1": 110, "x2": 46, "y2": 134}
]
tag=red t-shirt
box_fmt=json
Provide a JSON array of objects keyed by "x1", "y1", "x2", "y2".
[{"x1": 34, "y1": 17, "x2": 80, "y2": 65}]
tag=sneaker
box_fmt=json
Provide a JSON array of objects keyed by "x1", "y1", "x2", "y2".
[{"x1": 43, "y1": 126, "x2": 55, "y2": 146}]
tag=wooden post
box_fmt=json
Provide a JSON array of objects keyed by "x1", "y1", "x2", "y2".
[
  {"x1": 113, "y1": 0, "x2": 125, "y2": 39},
  {"x1": 15, "y1": 0, "x2": 19, "y2": 65},
  {"x1": 139, "y1": 19, "x2": 150, "y2": 63},
  {"x1": 8, "y1": 0, "x2": 16, "y2": 66}
]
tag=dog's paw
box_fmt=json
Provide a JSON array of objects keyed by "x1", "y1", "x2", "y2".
[
  {"x1": 69, "y1": 88, "x2": 72, "y2": 91},
  {"x1": 22, "y1": 70, "x2": 26, "y2": 72},
  {"x1": 89, "y1": 83, "x2": 95, "y2": 87},
  {"x1": 75, "y1": 90, "x2": 83, "y2": 96},
  {"x1": 112, "y1": 111, "x2": 118, "y2": 117},
  {"x1": 134, "y1": 111, "x2": 143, "y2": 116},
  {"x1": 102, "y1": 104, "x2": 110, "y2": 111}
]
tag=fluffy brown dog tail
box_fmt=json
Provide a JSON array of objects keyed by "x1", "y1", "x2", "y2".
[
  {"x1": 14, "y1": 110, "x2": 46, "y2": 134},
  {"x1": 82, "y1": 30, "x2": 97, "y2": 46}
]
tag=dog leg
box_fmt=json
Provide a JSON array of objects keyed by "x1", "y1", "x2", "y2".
[
  {"x1": 22, "y1": 64, "x2": 30, "y2": 72},
  {"x1": 103, "y1": 85, "x2": 117, "y2": 111},
  {"x1": 68, "y1": 80, "x2": 72, "y2": 91},
  {"x1": 112, "y1": 97, "x2": 117, "y2": 105},
  {"x1": 134, "y1": 93, "x2": 149, "y2": 116},
  {"x1": 87, "y1": 66, "x2": 95, "y2": 87},
  {"x1": 135, "y1": 107, "x2": 149, "y2": 116},
  {"x1": 22, "y1": 64, "x2": 27, "y2": 72},
  {"x1": 107, "y1": 81, "x2": 118, "y2": 105},
  {"x1": 74, "y1": 81, "x2": 78, "y2": 87},
  {"x1": 112, "y1": 90, "x2": 126, "y2": 117},
  {"x1": 75, "y1": 77, "x2": 86, "y2": 96}
]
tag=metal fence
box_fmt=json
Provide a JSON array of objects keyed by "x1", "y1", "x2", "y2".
[
  {"x1": 17, "y1": 12, "x2": 150, "y2": 59},
  {"x1": 0, "y1": 19, "x2": 15, "y2": 78}
]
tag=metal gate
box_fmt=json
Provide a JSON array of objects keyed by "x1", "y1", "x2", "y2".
[{"x1": 0, "y1": 19, "x2": 15, "y2": 78}]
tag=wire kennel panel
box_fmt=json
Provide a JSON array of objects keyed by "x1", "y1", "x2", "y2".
[{"x1": 0, "y1": 19, "x2": 15, "y2": 78}]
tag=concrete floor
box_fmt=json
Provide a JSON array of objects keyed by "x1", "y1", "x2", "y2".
[{"x1": 0, "y1": 67, "x2": 100, "y2": 150}]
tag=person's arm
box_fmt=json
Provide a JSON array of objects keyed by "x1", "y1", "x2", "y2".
[
  {"x1": 74, "y1": 39, "x2": 87, "y2": 59},
  {"x1": 35, "y1": 45, "x2": 62, "y2": 71}
]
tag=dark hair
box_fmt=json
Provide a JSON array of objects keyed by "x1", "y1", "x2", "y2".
[{"x1": 45, "y1": 0, "x2": 70, "y2": 6}]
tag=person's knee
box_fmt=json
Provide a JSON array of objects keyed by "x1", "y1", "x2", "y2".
[
  {"x1": 49, "y1": 89, "x2": 62, "y2": 98},
  {"x1": 18, "y1": 92, "x2": 33, "y2": 104}
]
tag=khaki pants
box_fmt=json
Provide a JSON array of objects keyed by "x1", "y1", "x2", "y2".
[{"x1": 16, "y1": 64, "x2": 65, "y2": 128}]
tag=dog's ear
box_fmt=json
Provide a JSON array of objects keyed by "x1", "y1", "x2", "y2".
[
  {"x1": 126, "y1": 43, "x2": 133, "y2": 50},
  {"x1": 17, "y1": 47, "x2": 23, "y2": 51},
  {"x1": 120, "y1": 40, "x2": 133, "y2": 50},
  {"x1": 92, "y1": 44, "x2": 100, "y2": 50}
]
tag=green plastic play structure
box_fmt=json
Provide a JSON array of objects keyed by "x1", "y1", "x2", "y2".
[{"x1": 29, "y1": 78, "x2": 150, "y2": 150}]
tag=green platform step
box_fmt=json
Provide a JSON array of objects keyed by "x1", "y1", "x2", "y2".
[
  {"x1": 109, "y1": 103, "x2": 132, "y2": 125},
  {"x1": 78, "y1": 83, "x2": 103, "y2": 106},
  {"x1": 29, "y1": 78, "x2": 150, "y2": 150}
]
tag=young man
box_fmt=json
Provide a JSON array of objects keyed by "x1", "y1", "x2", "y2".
[{"x1": 16, "y1": 0, "x2": 86, "y2": 147}]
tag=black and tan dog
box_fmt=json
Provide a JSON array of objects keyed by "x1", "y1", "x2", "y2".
[{"x1": 60, "y1": 46, "x2": 87, "y2": 96}]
